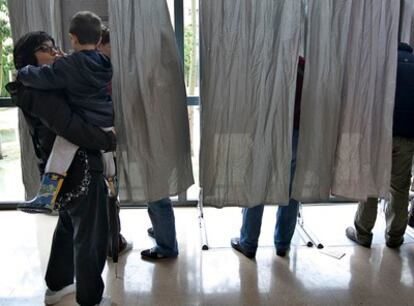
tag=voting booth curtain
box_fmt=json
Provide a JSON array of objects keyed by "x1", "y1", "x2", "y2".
[
  {"x1": 7, "y1": 0, "x2": 402, "y2": 205},
  {"x1": 7, "y1": 0, "x2": 64, "y2": 199},
  {"x1": 199, "y1": 0, "x2": 302, "y2": 207},
  {"x1": 292, "y1": 0, "x2": 399, "y2": 202},
  {"x1": 109, "y1": 0, "x2": 194, "y2": 203}
]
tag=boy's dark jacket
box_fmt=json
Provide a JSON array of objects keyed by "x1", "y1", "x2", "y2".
[
  {"x1": 6, "y1": 81, "x2": 115, "y2": 174},
  {"x1": 394, "y1": 43, "x2": 414, "y2": 139},
  {"x1": 17, "y1": 50, "x2": 113, "y2": 127}
]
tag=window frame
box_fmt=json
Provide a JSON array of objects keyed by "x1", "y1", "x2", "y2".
[{"x1": 0, "y1": 1, "x2": 199, "y2": 208}]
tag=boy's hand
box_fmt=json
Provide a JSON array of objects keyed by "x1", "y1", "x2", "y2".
[
  {"x1": 105, "y1": 130, "x2": 117, "y2": 152},
  {"x1": 55, "y1": 47, "x2": 66, "y2": 57}
]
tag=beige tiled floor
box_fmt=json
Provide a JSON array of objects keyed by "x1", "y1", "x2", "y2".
[{"x1": 0, "y1": 205, "x2": 414, "y2": 306}]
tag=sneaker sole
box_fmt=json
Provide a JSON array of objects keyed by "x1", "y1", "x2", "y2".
[{"x1": 44, "y1": 284, "x2": 76, "y2": 305}]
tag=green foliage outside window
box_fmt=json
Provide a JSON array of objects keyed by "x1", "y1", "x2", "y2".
[
  {"x1": 0, "y1": 0, "x2": 13, "y2": 97},
  {"x1": 184, "y1": 25, "x2": 193, "y2": 85},
  {"x1": 183, "y1": 0, "x2": 198, "y2": 96}
]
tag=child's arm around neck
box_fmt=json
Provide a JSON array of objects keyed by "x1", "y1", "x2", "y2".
[{"x1": 17, "y1": 58, "x2": 67, "y2": 90}]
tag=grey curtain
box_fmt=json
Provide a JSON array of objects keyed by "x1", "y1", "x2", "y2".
[
  {"x1": 109, "y1": 0, "x2": 194, "y2": 203},
  {"x1": 7, "y1": 0, "x2": 63, "y2": 199},
  {"x1": 199, "y1": 1, "x2": 302, "y2": 207},
  {"x1": 7, "y1": 0, "x2": 63, "y2": 48},
  {"x1": 400, "y1": 0, "x2": 414, "y2": 46},
  {"x1": 292, "y1": 0, "x2": 399, "y2": 202}
]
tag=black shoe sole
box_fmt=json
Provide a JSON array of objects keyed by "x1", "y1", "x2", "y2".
[
  {"x1": 386, "y1": 240, "x2": 404, "y2": 249},
  {"x1": 141, "y1": 249, "x2": 177, "y2": 260},
  {"x1": 141, "y1": 254, "x2": 177, "y2": 261},
  {"x1": 18, "y1": 207, "x2": 53, "y2": 214},
  {"x1": 230, "y1": 239, "x2": 256, "y2": 259}
]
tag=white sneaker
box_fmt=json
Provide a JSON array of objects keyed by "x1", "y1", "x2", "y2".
[
  {"x1": 44, "y1": 283, "x2": 76, "y2": 305},
  {"x1": 96, "y1": 296, "x2": 112, "y2": 306}
]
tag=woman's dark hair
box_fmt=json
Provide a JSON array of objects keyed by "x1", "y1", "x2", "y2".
[
  {"x1": 13, "y1": 31, "x2": 55, "y2": 69},
  {"x1": 101, "y1": 25, "x2": 110, "y2": 45}
]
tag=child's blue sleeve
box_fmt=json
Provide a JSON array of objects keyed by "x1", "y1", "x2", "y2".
[{"x1": 17, "y1": 61, "x2": 66, "y2": 90}]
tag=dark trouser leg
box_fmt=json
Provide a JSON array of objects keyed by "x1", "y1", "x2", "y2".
[
  {"x1": 354, "y1": 198, "x2": 378, "y2": 245},
  {"x1": 45, "y1": 211, "x2": 75, "y2": 291},
  {"x1": 69, "y1": 171, "x2": 108, "y2": 306},
  {"x1": 385, "y1": 137, "x2": 414, "y2": 244}
]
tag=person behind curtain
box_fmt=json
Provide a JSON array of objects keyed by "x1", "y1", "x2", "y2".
[
  {"x1": 7, "y1": 31, "x2": 111, "y2": 306},
  {"x1": 97, "y1": 25, "x2": 111, "y2": 58},
  {"x1": 97, "y1": 25, "x2": 178, "y2": 260},
  {"x1": 139, "y1": 197, "x2": 178, "y2": 260},
  {"x1": 16, "y1": 11, "x2": 115, "y2": 214},
  {"x1": 230, "y1": 57, "x2": 305, "y2": 258},
  {"x1": 97, "y1": 25, "x2": 133, "y2": 258},
  {"x1": 346, "y1": 42, "x2": 414, "y2": 249}
]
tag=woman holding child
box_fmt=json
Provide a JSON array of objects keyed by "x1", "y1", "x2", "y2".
[{"x1": 7, "y1": 16, "x2": 113, "y2": 306}]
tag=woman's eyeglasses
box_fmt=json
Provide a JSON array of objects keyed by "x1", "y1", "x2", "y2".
[{"x1": 34, "y1": 45, "x2": 59, "y2": 54}]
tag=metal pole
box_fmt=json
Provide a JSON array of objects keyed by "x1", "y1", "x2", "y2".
[{"x1": 198, "y1": 188, "x2": 209, "y2": 250}]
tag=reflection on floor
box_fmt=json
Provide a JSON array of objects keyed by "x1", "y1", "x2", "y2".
[
  {"x1": 0, "y1": 108, "x2": 25, "y2": 202},
  {"x1": 0, "y1": 204, "x2": 413, "y2": 306}
]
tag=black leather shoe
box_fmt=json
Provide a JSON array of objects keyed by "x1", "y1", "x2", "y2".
[
  {"x1": 345, "y1": 227, "x2": 371, "y2": 248},
  {"x1": 147, "y1": 227, "x2": 155, "y2": 239},
  {"x1": 141, "y1": 248, "x2": 176, "y2": 260},
  {"x1": 276, "y1": 249, "x2": 287, "y2": 257},
  {"x1": 230, "y1": 238, "x2": 256, "y2": 259}
]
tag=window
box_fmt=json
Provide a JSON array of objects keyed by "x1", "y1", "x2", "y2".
[
  {"x1": 183, "y1": 0, "x2": 200, "y2": 201},
  {"x1": 0, "y1": 108, "x2": 24, "y2": 201},
  {"x1": 0, "y1": 1, "x2": 24, "y2": 203},
  {"x1": 169, "y1": 0, "x2": 200, "y2": 202},
  {"x1": 0, "y1": 0, "x2": 13, "y2": 97},
  {"x1": 0, "y1": 0, "x2": 202, "y2": 205}
]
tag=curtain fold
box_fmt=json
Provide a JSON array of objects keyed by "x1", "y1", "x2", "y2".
[
  {"x1": 400, "y1": 0, "x2": 414, "y2": 46},
  {"x1": 8, "y1": 0, "x2": 399, "y2": 204},
  {"x1": 292, "y1": 0, "x2": 399, "y2": 202},
  {"x1": 199, "y1": 0, "x2": 301, "y2": 207},
  {"x1": 7, "y1": 0, "x2": 63, "y2": 199},
  {"x1": 109, "y1": 0, "x2": 194, "y2": 203}
]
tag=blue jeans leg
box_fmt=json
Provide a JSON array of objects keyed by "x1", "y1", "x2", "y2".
[
  {"x1": 239, "y1": 204, "x2": 264, "y2": 253},
  {"x1": 274, "y1": 129, "x2": 300, "y2": 251},
  {"x1": 274, "y1": 198, "x2": 299, "y2": 251},
  {"x1": 147, "y1": 197, "x2": 178, "y2": 257},
  {"x1": 239, "y1": 129, "x2": 300, "y2": 253}
]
